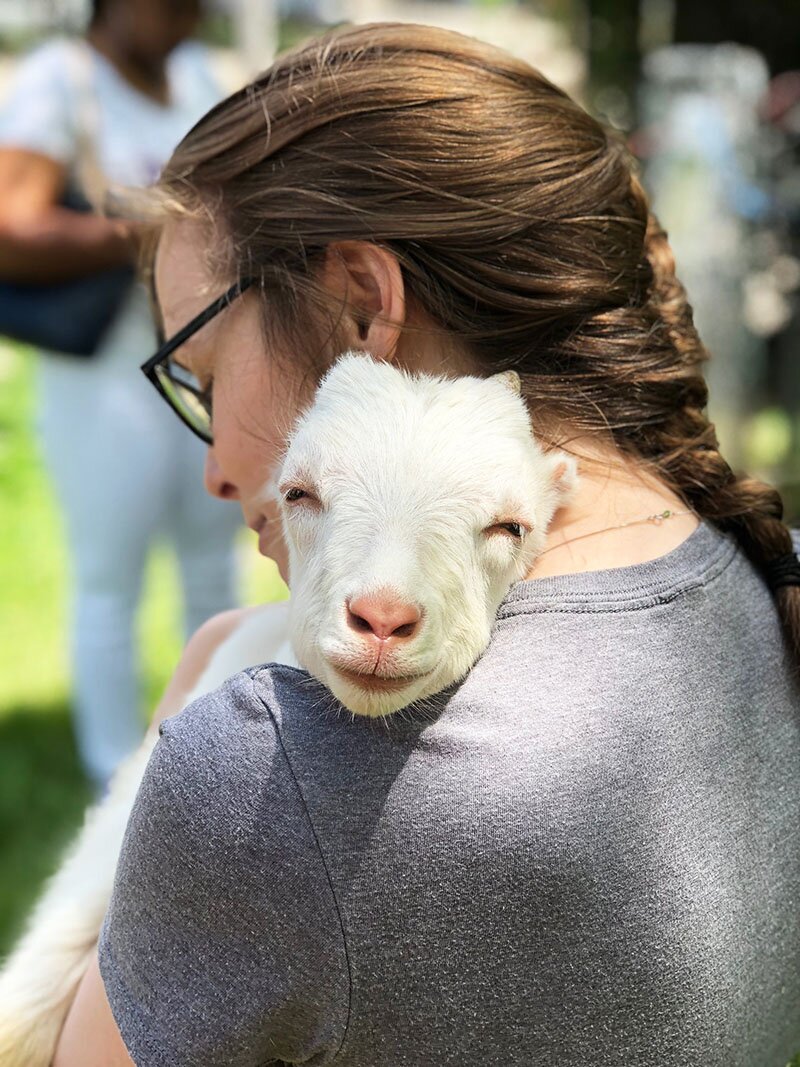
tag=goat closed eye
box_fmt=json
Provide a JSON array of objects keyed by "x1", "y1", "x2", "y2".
[
  {"x1": 486, "y1": 521, "x2": 527, "y2": 540},
  {"x1": 282, "y1": 485, "x2": 321, "y2": 506}
]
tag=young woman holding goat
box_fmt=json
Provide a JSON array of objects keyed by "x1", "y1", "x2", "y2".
[{"x1": 35, "y1": 20, "x2": 800, "y2": 1067}]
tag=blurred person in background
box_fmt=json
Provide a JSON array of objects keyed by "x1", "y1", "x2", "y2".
[{"x1": 0, "y1": 0, "x2": 241, "y2": 789}]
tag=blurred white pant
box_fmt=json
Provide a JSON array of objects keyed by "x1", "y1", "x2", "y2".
[{"x1": 36, "y1": 298, "x2": 241, "y2": 787}]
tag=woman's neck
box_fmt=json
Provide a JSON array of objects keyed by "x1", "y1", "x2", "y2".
[
  {"x1": 527, "y1": 443, "x2": 700, "y2": 580},
  {"x1": 394, "y1": 339, "x2": 701, "y2": 581}
]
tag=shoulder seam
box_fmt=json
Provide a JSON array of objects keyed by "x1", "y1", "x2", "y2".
[
  {"x1": 248, "y1": 673, "x2": 354, "y2": 1061},
  {"x1": 497, "y1": 533, "x2": 740, "y2": 617}
]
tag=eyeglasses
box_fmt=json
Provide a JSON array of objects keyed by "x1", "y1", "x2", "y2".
[{"x1": 140, "y1": 277, "x2": 254, "y2": 445}]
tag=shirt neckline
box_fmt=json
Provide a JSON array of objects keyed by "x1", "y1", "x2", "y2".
[{"x1": 497, "y1": 521, "x2": 740, "y2": 616}]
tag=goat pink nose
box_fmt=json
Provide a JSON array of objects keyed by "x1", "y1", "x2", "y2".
[{"x1": 346, "y1": 594, "x2": 421, "y2": 641}]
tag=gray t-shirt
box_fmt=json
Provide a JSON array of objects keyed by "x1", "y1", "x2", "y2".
[{"x1": 98, "y1": 522, "x2": 800, "y2": 1066}]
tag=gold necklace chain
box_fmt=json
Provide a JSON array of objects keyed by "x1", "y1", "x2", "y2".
[{"x1": 540, "y1": 508, "x2": 695, "y2": 556}]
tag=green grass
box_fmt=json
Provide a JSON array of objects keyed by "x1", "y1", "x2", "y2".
[
  {"x1": 0, "y1": 341, "x2": 286, "y2": 955},
  {"x1": 0, "y1": 702, "x2": 92, "y2": 953}
]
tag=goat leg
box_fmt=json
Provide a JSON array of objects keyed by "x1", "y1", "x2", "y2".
[{"x1": 0, "y1": 734, "x2": 156, "y2": 1067}]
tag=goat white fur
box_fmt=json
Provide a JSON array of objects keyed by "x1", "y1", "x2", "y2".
[{"x1": 0, "y1": 354, "x2": 576, "y2": 1066}]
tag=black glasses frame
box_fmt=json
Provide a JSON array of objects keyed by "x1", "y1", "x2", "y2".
[{"x1": 140, "y1": 276, "x2": 255, "y2": 444}]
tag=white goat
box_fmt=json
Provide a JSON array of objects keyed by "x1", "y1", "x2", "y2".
[{"x1": 0, "y1": 353, "x2": 575, "y2": 1066}]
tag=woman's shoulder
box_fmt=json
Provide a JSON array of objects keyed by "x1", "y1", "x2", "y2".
[
  {"x1": 0, "y1": 38, "x2": 77, "y2": 120},
  {"x1": 6, "y1": 37, "x2": 76, "y2": 87},
  {"x1": 159, "y1": 518, "x2": 800, "y2": 780},
  {"x1": 167, "y1": 39, "x2": 214, "y2": 71},
  {"x1": 163, "y1": 660, "x2": 342, "y2": 754},
  {"x1": 501, "y1": 520, "x2": 741, "y2": 617},
  {"x1": 102, "y1": 664, "x2": 351, "y2": 1067},
  {"x1": 157, "y1": 655, "x2": 352, "y2": 783},
  {"x1": 166, "y1": 40, "x2": 224, "y2": 108},
  {"x1": 160, "y1": 661, "x2": 415, "y2": 811},
  {"x1": 0, "y1": 38, "x2": 84, "y2": 162},
  {"x1": 159, "y1": 663, "x2": 291, "y2": 761},
  {"x1": 473, "y1": 521, "x2": 795, "y2": 724}
]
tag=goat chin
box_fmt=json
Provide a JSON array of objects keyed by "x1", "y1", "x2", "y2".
[{"x1": 0, "y1": 600, "x2": 294, "y2": 1067}]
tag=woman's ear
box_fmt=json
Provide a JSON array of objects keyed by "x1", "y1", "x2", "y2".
[{"x1": 319, "y1": 241, "x2": 406, "y2": 361}]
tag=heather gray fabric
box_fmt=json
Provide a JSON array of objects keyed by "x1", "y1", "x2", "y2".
[{"x1": 98, "y1": 521, "x2": 800, "y2": 1067}]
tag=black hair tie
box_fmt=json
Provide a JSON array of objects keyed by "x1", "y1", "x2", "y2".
[{"x1": 765, "y1": 552, "x2": 800, "y2": 591}]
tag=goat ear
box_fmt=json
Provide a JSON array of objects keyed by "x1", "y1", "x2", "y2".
[
  {"x1": 489, "y1": 370, "x2": 521, "y2": 396},
  {"x1": 546, "y1": 451, "x2": 578, "y2": 502}
]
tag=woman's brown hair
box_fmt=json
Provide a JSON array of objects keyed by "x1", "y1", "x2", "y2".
[{"x1": 158, "y1": 21, "x2": 800, "y2": 663}]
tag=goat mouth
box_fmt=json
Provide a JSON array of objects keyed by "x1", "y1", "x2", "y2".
[{"x1": 330, "y1": 664, "x2": 430, "y2": 693}]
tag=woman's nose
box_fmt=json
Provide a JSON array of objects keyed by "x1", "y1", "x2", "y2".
[{"x1": 204, "y1": 449, "x2": 239, "y2": 501}]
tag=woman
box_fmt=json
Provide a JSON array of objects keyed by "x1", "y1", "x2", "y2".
[
  {"x1": 0, "y1": 0, "x2": 242, "y2": 787},
  {"x1": 54, "y1": 23, "x2": 800, "y2": 1066}
]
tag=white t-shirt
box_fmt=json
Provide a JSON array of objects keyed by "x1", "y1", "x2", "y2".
[{"x1": 0, "y1": 37, "x2": 223, "y2": 365}]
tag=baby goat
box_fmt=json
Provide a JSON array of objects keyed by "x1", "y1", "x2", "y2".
[{"x1": 0, "y1": 354, "x2": 575, "y2": 1066}]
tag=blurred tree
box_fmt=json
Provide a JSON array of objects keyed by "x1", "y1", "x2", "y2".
[
  {"x1": 674, "y1": 0, "x2": 800, "y2": 77},
  {"x1": 585, "y1": 0, "x2": 640, "y2": 128}
]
